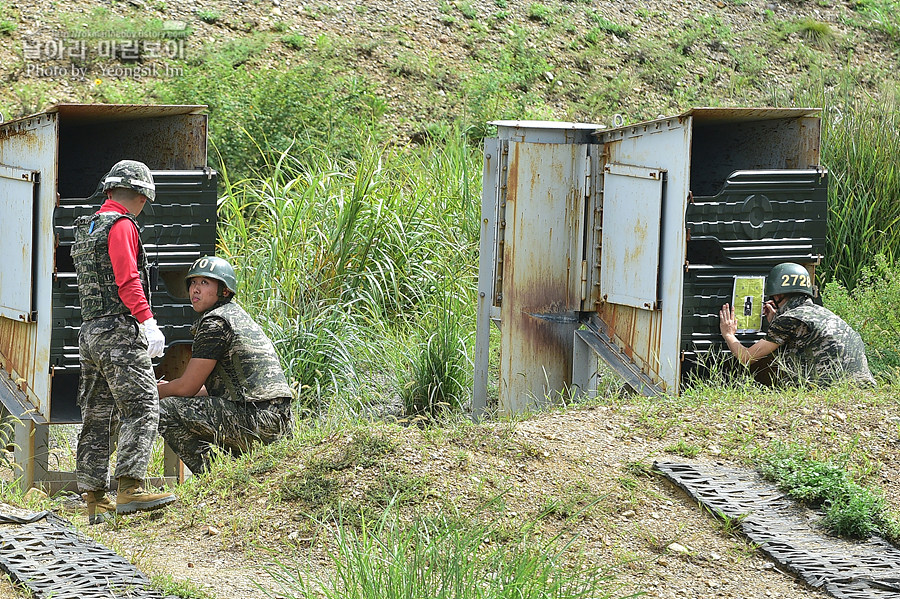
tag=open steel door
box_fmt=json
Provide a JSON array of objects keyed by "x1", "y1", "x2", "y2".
[{"x1": 0, "y1": 164, "x2": 39, "y2": 323}]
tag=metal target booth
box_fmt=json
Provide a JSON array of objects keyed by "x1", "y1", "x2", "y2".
[
  {"x1": 473, "y1": 108, "x2": 827, "y2": 415},
  {"x1": 0, "y1": 104, "x2": 217, "y2": 492}
]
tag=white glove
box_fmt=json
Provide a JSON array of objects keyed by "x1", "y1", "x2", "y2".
[{"x1": 141, "y1": 317, "x2": 166, "y2": 359}]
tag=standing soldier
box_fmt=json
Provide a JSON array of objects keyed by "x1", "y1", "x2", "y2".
[
  {"x1": 157, "y1": 256, "x2": 293, "y2": 475},
  {"x1": 72, "y1": 160, "x2": 177, "y2": 525},
  {"x1": 719, "y1": 262, "x2": 876, "y2": 386}
]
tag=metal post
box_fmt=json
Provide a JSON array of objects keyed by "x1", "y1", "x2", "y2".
[{"x1": 472, "y1": 139, "x2": 501, "y2": 419}]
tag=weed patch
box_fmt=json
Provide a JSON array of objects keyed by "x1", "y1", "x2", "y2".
[
  {"x1": 758, "y1": 442, "x2": 896, "y2": 540},
  {"x1": 267, "y1": 511, "x2": 618, "y2": 599}
]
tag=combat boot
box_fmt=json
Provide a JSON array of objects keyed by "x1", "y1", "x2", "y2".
[
  {"x1": 84, "y1": 490, "x2": 116, "y2": 525},
  {"x1": 115, "y1": 476, "x2": 177, "y2": 514}
]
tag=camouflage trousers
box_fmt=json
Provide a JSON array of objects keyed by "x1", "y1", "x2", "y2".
[
  {"x1": 158, "y1": 395, "x2": 292, "y2": 474},
  {"x1": 76, "y1": 314, "x2": 160, "y2": 491}
]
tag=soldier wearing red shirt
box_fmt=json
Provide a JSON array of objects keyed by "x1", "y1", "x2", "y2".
[{"x1": 72, "y1": 160, "x2": 177, "y2": 524}]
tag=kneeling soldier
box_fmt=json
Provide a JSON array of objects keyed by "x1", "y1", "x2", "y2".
[{"x1": 157, "y1": 256, "x2": 294, "y2": 474}]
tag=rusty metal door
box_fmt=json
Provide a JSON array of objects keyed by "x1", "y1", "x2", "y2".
[
  {"x1": 498, "y1": 141, "x2": 589, "y2": 414},
  {"x1": 598, "y1": 163, "x2": 666, "y2": 310},
  {"x1": 0, "y1": 164, "x2": 39, "y2": 322}
]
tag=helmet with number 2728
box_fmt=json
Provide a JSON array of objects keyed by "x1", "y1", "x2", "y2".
[{"x1": 765, "y1": 262, "x2": 813, "y2": 298}]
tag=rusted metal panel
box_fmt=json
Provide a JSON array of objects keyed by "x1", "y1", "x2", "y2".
[
  {"x1": 796, "y1": 117, "x2": 821, "y2": 168},
  {"x1": 49, "y1": 103, "x2": 205, "y2": 122},
  {"x1": 572, "y1": 316, "x2": 663, "y2": 397},
  {"x1": 498, "y1": 140, "x2": 587, "y2": 414},
  {"x1": 595, "y1": 302, "x2": 665, "y2": 388},
  {"x1": 593, "y1": 117, "x2": 692, "y2": 393},
  {"x1": 599, "y1": 163, "x2": 665, "y2": 310},
  {"x1": 490, "y1": 120, "x2": 605, "y2": 145},
  {"x1": 0, "y1": 113, "x2": 57, "y2": 417}
]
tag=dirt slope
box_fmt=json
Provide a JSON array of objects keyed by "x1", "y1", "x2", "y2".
[{"x1": 73, "y1": 388, "x2": 900, "y2": 599}]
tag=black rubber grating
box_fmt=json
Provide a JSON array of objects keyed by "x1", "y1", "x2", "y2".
[
  {"x1": 655, "y1": 461, "x2": 900, "y2": 599},
  {"x1": 0, "y1": 511, "x2": 176, "y2": 599}
]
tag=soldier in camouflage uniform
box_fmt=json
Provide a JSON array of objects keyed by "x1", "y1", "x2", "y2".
[
  {"x1": 73, "y1": 160, "x2": 177, "y2": 525},
  {"x1": 719, "y1": 262, "x2": 876, "y2": 387},
  {"x1": 157, "y1": 256, "x2": 293, "y2": 475}
]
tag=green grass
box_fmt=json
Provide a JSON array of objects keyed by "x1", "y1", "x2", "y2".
[
  {"x1": 399, "y1": 283, "x2": 472, "y2": 418},
  {"x1": 150, "y1": 574, "x2": 209, "y2": 599},
  {"x1": 266, "y1": 511, "x2": 619, "y2": 599},
  {"x1": 758, "y1": 442, "x2": 896, "y2": 540},
  {"x1": 586, "y1": 11, "x2": 633, "y2": 38},
  {"x1": 794, "y1": 18, "x2": 836, "y2": 45},
  {"x1": 664, "y1": 439, "x2": 701, "y2": 458},
  {"x1": 196, "y1": 9, "x2": 220, "y2": 24},
  {"x1": 819, "y1": 91, "x2": 900, "y2": 288},
  {"x1": 526, "y1": 3, "x2": 553, "y2": 24},
  {"x1": 848, "y1": 0, "x2": 900, "y2": 44},
  {"x1": 823, "y1": 254, "x2": 900, "y2": 376},
  {"x1": 281, "y1": 32, "x2": 307, "y2": 50}
]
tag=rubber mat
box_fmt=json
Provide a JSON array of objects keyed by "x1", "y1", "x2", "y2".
[
  {"x1": 0, "y1": 510, "x2": 177, "y2": 599},
  {"x1": 654, "y1": 460, "x2": 900, "y2": 599}
]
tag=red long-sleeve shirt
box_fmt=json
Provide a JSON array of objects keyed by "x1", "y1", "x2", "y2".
[{"x1": 99, "y1": 199, "x2": 153, "y2": 323}]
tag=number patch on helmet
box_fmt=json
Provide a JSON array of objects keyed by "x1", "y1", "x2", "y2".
[
  {"x1": 196, "y1": 258, "x2": 216, "y2": 271},
  {"x1": 780, "y1": 273, "x2": 809, "y2": 287}
]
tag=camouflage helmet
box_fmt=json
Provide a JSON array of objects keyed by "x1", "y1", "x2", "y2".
[
  {"x1": 185, "y1": 256, "x2": 237, "y2": 295},
  {"x1": 765, "y1": 262, "x2": 814, "y2": 298},
  {"x1": 102, "y1": 160, "x2": 156, "y2": 201}
]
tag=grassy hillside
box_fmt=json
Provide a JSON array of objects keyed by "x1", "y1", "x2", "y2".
[{"x1": 2, "y1": 0, "x2": 899, "y2": 142}]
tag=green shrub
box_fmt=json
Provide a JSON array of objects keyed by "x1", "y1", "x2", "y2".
[
  {"x1": 794, "y1": 17, "x2": 836, "y2": 45},
  {"x1": 281, "y1": 33, "x2": 307, "y2": 50},
  {"x1": 526, "y1": 3, "x2": 553, "y2": 23},
  {"x1": 759, "y1": 443, "x2": 893, "y2": 539},
  {"x1": 823, "y1": 254, "x2": 900, "y2": 376},
  {"x1": 823, "y1": 484, "x2": 885, "y2": 538},
  {"x1": 197, "y1": 9, "x2": 220, "y2": 23}
]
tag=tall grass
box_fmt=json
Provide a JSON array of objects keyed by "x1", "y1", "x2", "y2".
[
  {"x1": 266, "y1": 512, "x2": 619, "y2": 599},
  {"x1": 817, "y1": 89, "x2": 900, "y2": 288},
  {"x1": 399, "y1": 281, "x2": 473, "y2": 417},
  {"x1": 155, "y1": 53, "x2": 387, "y2": 181},
  {"x1": 216, "y1": 133, "x2": 482, "y2": 412}
]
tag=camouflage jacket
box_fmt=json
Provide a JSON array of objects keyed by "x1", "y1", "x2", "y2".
[
  {"x1": 765, "y1": 295, "x2": 876, "y2": 386},
  {"x1": 72, "y1": 211, "x2": 149, "y2": 321},
  {"x1": 196, "y1": 301, "x2": 292, "y2": 403}
]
